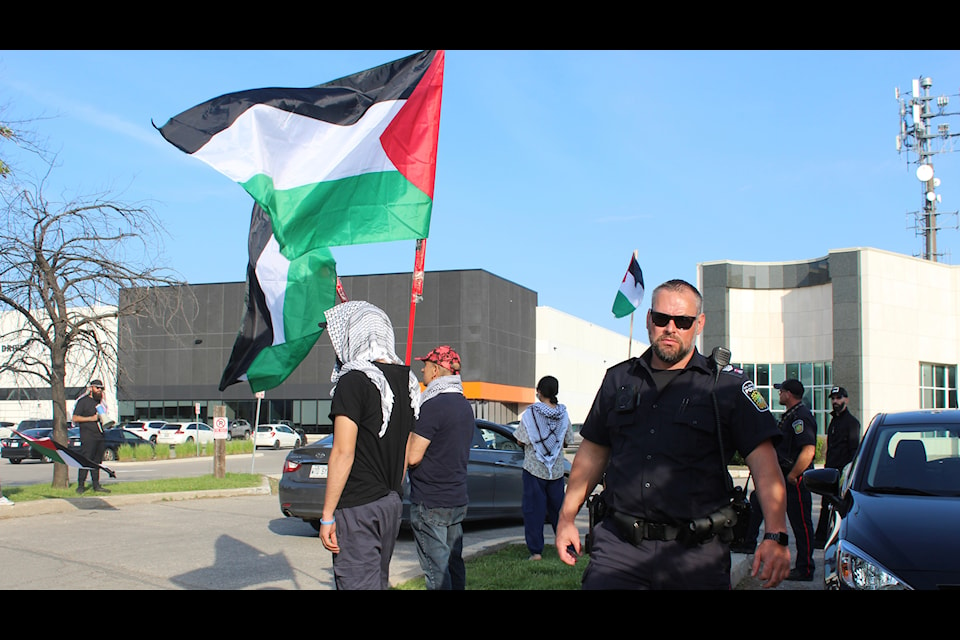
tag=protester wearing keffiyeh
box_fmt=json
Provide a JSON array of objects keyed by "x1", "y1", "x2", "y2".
[
  {"x1": 318, "y1": 300, "x2": 419, "y2": 590},
  {"x1": 325, "y1": 300, "x2": 421, "y2": 437},
  {"x1": 513, "y1": 375, "x2": 574, "y2": 560}
]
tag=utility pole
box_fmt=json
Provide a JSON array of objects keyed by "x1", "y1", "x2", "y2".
[{"x1": 896, "y1": 76, "x2": 960, "y2": 261}]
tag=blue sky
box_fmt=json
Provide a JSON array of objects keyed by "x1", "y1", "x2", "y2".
[{"x1": 2, "y1": 50, "x2": 959, "y2": 338}]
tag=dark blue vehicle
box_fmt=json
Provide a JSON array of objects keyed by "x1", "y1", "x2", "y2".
[{"x1": 804, "y1": 408, "x2": 960, "y2": 590}]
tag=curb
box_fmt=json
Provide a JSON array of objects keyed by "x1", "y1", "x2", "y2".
[{"x1": 0, "y1": 476, "x2": 272, "y2": 521}]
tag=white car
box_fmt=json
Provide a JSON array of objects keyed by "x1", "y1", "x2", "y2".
[
  {"x1": 121, "y1": 420, "x2": 167, "y2": 444},
  {"x1": 156, "y1": 421, "x2": 215, "y2": 446},
  {"x1": 254, "y1": 424, "x2": 302, "y2": 450}
]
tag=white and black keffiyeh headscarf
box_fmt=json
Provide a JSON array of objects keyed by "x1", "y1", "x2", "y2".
[
  {"x1": 325, "y1": 301, "x2": 421, "y2": 437},
  {"x1": 521, "y1": 402, "x2": 569, "y2": 470},
  {"x1": 419, "y1": 374, "x2": 464, "y2": 405}
]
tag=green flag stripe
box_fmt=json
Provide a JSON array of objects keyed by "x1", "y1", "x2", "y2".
[
  {"x1": 243, "y1": 171, "x2": 432, "y2": 252},
  {"x1": 612, "y1": 291, "x2": 638, "y2": 318},
  {"x1": 245, "y1": 246, "x2": 338, "y2": 393}
]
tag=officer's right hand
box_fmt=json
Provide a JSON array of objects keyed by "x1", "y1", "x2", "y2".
[
  {"x1": 751, "y1": 541, "x2": 791, "y2": 588},
  {"x1": 554, "y1": 518, "x2": 581, "y2": 566}
]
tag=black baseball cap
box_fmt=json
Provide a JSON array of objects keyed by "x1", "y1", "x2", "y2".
[
  {"x1": 774, "y1": 378, "x2": 804, "y2": 398},
  {"x1": 829, "y1": 386, "x2": 848, "y2": 398},
  {"x1": 88, "y1": 379, "x2": 104, "y2": 389}
]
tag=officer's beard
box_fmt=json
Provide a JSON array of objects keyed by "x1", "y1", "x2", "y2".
[{"x1": 651, "y1": 333, "x2": 693, "y2": 366}]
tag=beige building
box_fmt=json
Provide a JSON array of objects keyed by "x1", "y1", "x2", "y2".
[
  {"x1": 699, "y1": 246, "x2": 960, "y2": 434},
  {"x1": 533, "y1": 306, "x2": 647, "y2": 424}
]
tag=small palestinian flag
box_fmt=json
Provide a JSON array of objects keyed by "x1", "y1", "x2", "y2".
[{"x1": 12, "y1": 430, "x2": 116, "y2": 478}]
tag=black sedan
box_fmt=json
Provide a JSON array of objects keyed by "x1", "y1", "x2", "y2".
[
  {"x1": 1, "y1": 428, "x2": 56, "y2": 463},
  {"x1": 99, "y1": 427, "x2": 155, "y2": 461},
  {"x1": 279, "y1": 419, "x2": 571, "y2": 531},
  {"x1": 803, "y1": 408, "x2": 960, "y2": 590}
]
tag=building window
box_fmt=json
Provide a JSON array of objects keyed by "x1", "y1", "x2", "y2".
[
  {"x1": 920, "y1": 363, "x2": 959, "y2": 409},
  {"x1": 734, "y1": 361, "x2": 833, "y2": 435}
]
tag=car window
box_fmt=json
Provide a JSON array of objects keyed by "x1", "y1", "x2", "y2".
[
  {"x1": 476, "y1": 426, "x2": 519, "y2": 451},
  {"x1": 865, "y1": 426, "x2": 960, "y2": 495}
]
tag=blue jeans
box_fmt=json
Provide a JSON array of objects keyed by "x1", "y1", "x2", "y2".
[{"x1": 409, "y1": 502, "x2": 468, "y2": 590}]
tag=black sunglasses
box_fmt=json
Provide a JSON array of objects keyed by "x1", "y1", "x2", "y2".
[{"x1": 650, "y1": 310, "x2": 697, "y2": 330}]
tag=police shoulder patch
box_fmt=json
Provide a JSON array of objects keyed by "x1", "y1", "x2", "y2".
[
  {"x1": 793, "y1": 419, "x2": 804, "y2": 434},
  {"x1": 742, "y1": 380, "x2": 769, "y2": 412}
]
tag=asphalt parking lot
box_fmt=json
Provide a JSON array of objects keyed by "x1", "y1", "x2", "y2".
[{"x1": 0, "y1": 457, "x2": 817, "y2": 590}]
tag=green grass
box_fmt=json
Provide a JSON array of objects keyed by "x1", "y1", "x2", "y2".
[
  {"x1": 3, "y1": 472, "x2": 265, "y2": 502},
  {"x1": 148, "y1": 439, "x2": 255, "y2": 461},
  {"x1": 392, "y1": 541, "x2": 588, "y2": 590}
]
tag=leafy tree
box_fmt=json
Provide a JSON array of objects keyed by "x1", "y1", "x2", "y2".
[{"x1": 0, "y1": 126, "x2": 188, "y2": 489}]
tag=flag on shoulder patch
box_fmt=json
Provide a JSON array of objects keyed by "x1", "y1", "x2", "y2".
[
  {"x1": 612, "y1": 252, "x2": 645, "y2": 318},
  {"x1": 13, "y1": 430, "x2": 116, "y2": 478}
]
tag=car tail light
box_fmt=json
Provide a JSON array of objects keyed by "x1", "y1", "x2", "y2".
[{"x1": 283, "y1": 459, "x2": 301, "y2": 473}]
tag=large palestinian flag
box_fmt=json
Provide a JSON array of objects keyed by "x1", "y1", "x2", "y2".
[{"x1": 155, "y1": 50, "x2": 444, "y2": 392}]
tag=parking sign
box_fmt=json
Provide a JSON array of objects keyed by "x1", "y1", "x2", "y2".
[{"x1": 213, "y1": 416, "x2": 228, "y2": 440}]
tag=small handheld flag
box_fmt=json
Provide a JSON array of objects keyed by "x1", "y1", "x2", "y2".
[
  {"x1": 612, "y1": 252, "x2": 645, "y2": 318},
  {"x1": 12, "y1": 430, "x2": 117, "y2": 478}
]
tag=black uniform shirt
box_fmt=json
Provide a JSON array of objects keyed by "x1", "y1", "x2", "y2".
[
  {"x1": 580, "y1": 348, "x2": 780, "y2": 524},
  {"x1": 775, "y1": 402, "x2": 817, "y2": 473},
  {"x1": 824, "y1": 408, "x2": 861, "y2": 470}
]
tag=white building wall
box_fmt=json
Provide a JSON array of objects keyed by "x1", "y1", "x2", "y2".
[
  {"x1": 534, "y1": 306, "x2": 647, "y2": 424},
  {"x1": 0, "y1": 307, "x2": 118, "y2": 426},
  {"x1": 859, "y1": 248, "x2": 960, "y2": 419},
  {"x1": 728, "y1": 285, "x2": 833, "y2": 364}
]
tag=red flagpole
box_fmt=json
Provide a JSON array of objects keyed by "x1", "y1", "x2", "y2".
[{"x1": 405, "y1": 238, "x2": 427, "y2": 365}]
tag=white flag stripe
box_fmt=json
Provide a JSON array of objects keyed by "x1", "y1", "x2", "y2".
[
  {"x1": 255, "y1": 234, "x2": 291, "y2": 347},
  {"x1": 193, "y1": 100, "x2": 403, "y2": 189}
]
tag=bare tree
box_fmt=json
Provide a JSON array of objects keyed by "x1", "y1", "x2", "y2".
[{"x1": 0, "y1": 149, "x2": 189, "y2": 489}]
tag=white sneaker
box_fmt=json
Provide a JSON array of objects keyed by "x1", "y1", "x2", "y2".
[{"x1": 0, "y1": 496, "x2": 14, "y2": 506}]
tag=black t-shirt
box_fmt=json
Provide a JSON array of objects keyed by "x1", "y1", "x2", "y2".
[
  {"x1": 329, "y1": 364, "x2": 414, "y2": 509},
  {"x1": 73, "y1": 395, "x2": 104, "y2": 440},
  {"x1": 580, "y1": 348, "x2": 781, "y2": 523}
]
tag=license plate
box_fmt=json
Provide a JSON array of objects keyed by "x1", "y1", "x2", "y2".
[{"x1": 309, "y1": 464, "x2": 328, "y2": 479}]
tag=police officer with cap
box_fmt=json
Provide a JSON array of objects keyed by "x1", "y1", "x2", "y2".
[{"x1": 814, "y1": 386, "x2": 860, "y2": 548}]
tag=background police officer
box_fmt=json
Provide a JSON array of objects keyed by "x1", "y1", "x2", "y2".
[{"x1": 814, "y1": 385, "x2": 861, "y2": 548}]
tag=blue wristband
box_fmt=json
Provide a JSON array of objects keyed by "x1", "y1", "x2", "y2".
[{"x1": 320, "y1": 517, "x2": 335, "y2": 525}]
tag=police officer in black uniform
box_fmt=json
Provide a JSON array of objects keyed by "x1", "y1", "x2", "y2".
[
  {"x1": 813, "y1": 385, "x2": 860, "y2": 548},
  {"x1": 735, "y1": 378, "x2": 817, "y2": 581},
  {"x1": 555, "y1": 279, "x2": 791, "y2": 589}
]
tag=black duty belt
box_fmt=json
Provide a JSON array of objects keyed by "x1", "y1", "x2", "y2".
[{"x1": 608, "y1": 508, "x2": 680, "y2": 544}]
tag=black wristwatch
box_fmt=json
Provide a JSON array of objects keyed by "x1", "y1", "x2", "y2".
[{"x1": 763, "y1": 532, "x2": 789, "y2": 546}]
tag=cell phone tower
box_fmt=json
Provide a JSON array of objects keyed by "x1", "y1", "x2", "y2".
[{"x1": 896, "y1": 76, "x2": 960, "y2": 262}]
